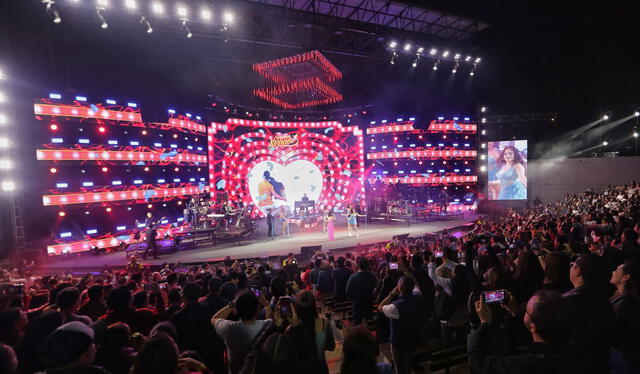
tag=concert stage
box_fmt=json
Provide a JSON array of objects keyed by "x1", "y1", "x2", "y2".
[{"x1": 37, "y1": 213, "x2": 480, "y2": 272}]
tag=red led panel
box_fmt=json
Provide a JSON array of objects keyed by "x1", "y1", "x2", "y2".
[
  {"x1": 366, "y1": 122, "x2": 415, "y2": 134},
  {"x1": 367, "y1": 148, "x2": 477, "y2": 160},
  {"x1": 375, "y1": 175, "x2": 478, "y2": 184},
  {"x1": 167, "y1": 118, "x2": 207, "y2": 133},
  {"x1": 427, "y1": 120, "x2": 477, "y2": 133},
  {"x1": 46, "y1": 225, "x2": 187, "y2": 255},
  {"x1": 253, "y1": 77, "x2": 343, "y2": 109},
  {"x1": 36, "y1": 149, "x2": 207, "y2": 163},
  {"x1": 220, "y1": 118, "x2": 340, "y2": 129},
  {"x1": 253, "y1": 50, "x2": 342, "y2": 84},
  {"x1": 34, "y1": 103, "x2": 143, "y2": 122},
  {"x1": 43, "y1": 185, "x2": 201, "y2": 206}
]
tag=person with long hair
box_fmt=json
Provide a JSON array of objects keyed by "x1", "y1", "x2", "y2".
[
  {"x1": 609, "y1": 262, "x2": 640, "y2": 374},
  {"x1": 540, "y1": 252, "x2": 572, "y2": 293},
  {"x1": 340, "y1": 326, "x2": 393, "y2": 374},
  {"x1": 488, "y1": 146, "x2": 527, "y2": 200},
  {"x1": 346, "y1": 208, "x2": 364, "y2": 237},
  {"x1": 293, "y1": 290, "x2": 335, "y2": 366},
  {"x1": 325, "y1": 209, "x2": 336, "y2": 241},
  {"x1": 513, "y1": 250, "x2": 544, "y2": 303}
]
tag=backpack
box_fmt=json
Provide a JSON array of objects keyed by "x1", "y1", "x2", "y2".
[
  {"x1": 237, "y1": 321, "x2": 274, "y2": 374},
  {"x1": 434, "y1": 287, "x2": 456, "y2": 321}
]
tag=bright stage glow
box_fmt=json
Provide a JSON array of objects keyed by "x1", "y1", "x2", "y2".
[
  {"x1": 0, "y1": 159, "x2": 12, "y2": 169},
  {"x1": 417, "y1": 47, "x2": 424, "y2": 54},
  {"x1": 442, "y1": 50, "x2": 450, "y2": 57},
  {"x1": 602, "y1": 140, "x2": 608, "y2": 146},
  {"x1": 223, "y1": 11, "x2": 234, "y2": 24},
  {"x1": 152, "y1": 2, "x2": 165, "y2": 14},
  {"x1": 125, "y1": 0, "x2": 137, "y2": 10},
  {"x1": 0, "y1": 137, "x2": 9, "y2": 148},
  {"x1": 389, "y1": 41, "x2": 397, "y2": 49},
  {"x1": 1, "y1": 180, "x2": 15, "y2": 192},
  {"x1": 634, "y1": 111, "x2": 639, "y2": 117},
  {"x1": 176, "y1": 5, "x2": 188, "y2": 18},
  {"x1": 429, "y1": 48, "x2": 437, "y2": 55},
  {"x1": 0, "y1": 114, "x2": 7, "y2": 125},
  {"x1": 201, "y1": 8, "x2": 212, "y2": 21},
  {"x1": 603, "y1": 114, "x2": 609, "y2": 120},
  {"x1": 403, "y1": 43, "x2": 412, "y2": 51},
  {"x1": 634, "y1": 132, "x2": 639, "y2": 138}
]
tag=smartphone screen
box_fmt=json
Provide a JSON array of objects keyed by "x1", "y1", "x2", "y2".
[
  {"x1": 482, "y1": 290, "x2": 506, "y2": 304},
  {"x1": 434, "y1": 250, "x2": 444, "y2": 258},
  {"x1": 389, "y1": 263, "x2": 399, "y2": 270}
]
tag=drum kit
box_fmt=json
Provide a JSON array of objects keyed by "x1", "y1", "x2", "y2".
[{"x1": 387, "y1": 200, "x2": 412, "y2": 216}]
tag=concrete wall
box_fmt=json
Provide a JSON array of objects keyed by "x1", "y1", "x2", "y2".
[{"x1": 528, "y1": 156, "x2": 640, "y2": 203}]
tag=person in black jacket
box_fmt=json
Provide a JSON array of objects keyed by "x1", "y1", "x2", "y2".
[
  {"x1": 563, "y1": 253, "x2": 614, "y2": 374},
  {"x1": 332, "y1": 257, "x2": 352, "y2": 302},
  {"x1": 609, "y1": 261, "x2": 640, "y2": 374},
  {"x1": 469, "y1": 290, "x2": 572, "y2": 374},
  {"x1": 346, "y1": 258, "x2": 378, "y2": 325}
]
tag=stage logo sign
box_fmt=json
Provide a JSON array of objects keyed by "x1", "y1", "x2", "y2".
[{"x1": 269, "y1": 133, "x2": 299, "y2": 148}]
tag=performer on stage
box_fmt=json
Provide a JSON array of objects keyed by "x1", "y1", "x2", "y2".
[
  {"x1": 279, "y1": 206, "x2": 288, "y2": 237},
  {"x1": 439, "y1": 189, "x2": 449, "y2": 212},
  {"x1": 187, "y1": 197, "x2": 199, "y2": 228},
  {"x1": 300, "y1": 193, "x2": 310, "y2": 215},
  {"x1": 266, "y1": 208, "x2": 276, "y2": 239},
  {"x1": 325, "y1": 209, "x2": 336, "y2": 241},
  {"x1": 143, "y1": 212, "x2": 159, "y2": 259},
  {"x1": 346, "y1": 208, "x2": 363, "y2": 237}
]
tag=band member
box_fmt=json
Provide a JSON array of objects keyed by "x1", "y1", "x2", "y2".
[
  {"x1": 143, "y1": 212, "x2": 158, "y2": 259},
  {"x1": 126, "y1": 254, "x2": 144, "y2": 272},
  {"x1": 346, "y1": 208, "x2": 363, "y2": 237},
  {"x1": 439, "y1": 189, "x2": 449, "y2": 212},
  {"x1": 187, "y1": 197, "x2": 199, "y2": 227},
  {"x1": 325, "y1": 209, "x2": 336, "y2": 241},
  {"x1": 279, "y1": 206, "x2": 288, "y2": 237},
  {"x1": 322, "y1": 208, "x2": 329, "y2": 233},
  {"x1": 300, "y1": 193, "x2": 310, "y2": 215},
  {"x1": 223, "y1": 201, "x2": 235, "y2": 229},
  {"x1": 266, "y1": 208, "x2": 276, "y2": 239}
]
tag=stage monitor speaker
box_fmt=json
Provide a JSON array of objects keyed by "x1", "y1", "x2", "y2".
[
  {"x1": 300, "y1": 245, "x2": 321, "y2": 257},
  {"x1": 393, "y1": 233, "x2": 410, "y2": 241}
]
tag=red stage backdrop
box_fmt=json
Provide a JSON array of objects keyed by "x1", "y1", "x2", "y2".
[{"x1": 208, "y1": 118, "x2": 365, "y2": 217}]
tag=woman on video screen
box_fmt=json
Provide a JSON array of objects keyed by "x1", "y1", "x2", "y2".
[{"x1": 488, "y1": 146, "x2": 527, "y2": 200}]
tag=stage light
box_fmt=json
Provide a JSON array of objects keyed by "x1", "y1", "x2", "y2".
[
  {"x1": 152, "y1": 2, "x2": 164, "y2": 14},
  {"x1": 0, "y1": 92, "x2": 5, "y2": 103},
  {"x1": 429, "y1": 48, "x2": 437, "y2": 55},
  {"x1": 106, "y1": 207, "x2": 112, "y2": 212},
  {"x1": 0, "y1": 159, "x2": 12, "y2": 170},
  {"x1": 452, "y1": 62, "x2": 459, "y2": 73},
  {"x1": 454, "y1": 53, "x2": 461, "y2": 60},
  {"x1": 49, "y1": 92, "x2": 62, "y2": 99},
  {"x1": 97, "y1": 0, "x2": 109, "y2": 7},
  {"x1": 480, "y1": 155, "x2": 486, "y2": 160},
  {"x1": 50, "y1": 124, "x2": 58, "y2": 131},
  {"x1": 101, "y1": 166, "x2": 108, "y2": 172},
  {"x1": 390, "y1": 51, "x2": 398, "y2": 65},
  {"x1": 481, "y1": 106, "x2": 487, "y2": 112},
  {"x1": 470, "y1": 64, "x2": 477, "y2": 76},
  {"x1": 58, "y1": 211, "x2": 66, "y2": 217},
  {"x1": 201, "y1": 8, "x2": 212, "y2": 21},
  {"x1": 1, "y1": 180, "x2": 15, "y2": 192},
  {"x1": 432, "y1": 60, "x2": 439, "y2": 70},
  {"x1": 481, "y1": 143, "x2": 486, "y2": 148},
  {"x1": 141, "y1": 130, "x2": 147, "y2": 135},
  {"x1": 635, "y1": 111, "x2": 640, "y2": 117},
  {"x1": 0, "y1": 137, "x2": 9, "y2": 148},
  {"x1": 634, "y1": 132, "x2": 639, "y2": 138},
  {"x1": 481, "y1": 118, "x2": 486, "y2": 124},
  {"x1": 44, "y1": 1, "x2": 62, "y2": 24},
  {"x1": 465, "y1": 56, "x2": 472, "y2": 62},
  {"x1": 147, "y1": 204, "x2": 152, "y2": 209},
  {"x1": 174, "y1": 167, "x2": 179, "y2": 172},
  {"x1": 181, "y1": 20, "x2": 192, "y2": 38},
  {"x1": 603, "y1": 114, "x2": 609, "y2": 120},
  {"x1": 403, "y1": 43, "x2": 411, "y2": 52},
  {"x1": 602, "y1": 140, "x2": 608, "y2": 146},
  {"x1": 475, "y1": 57, "x2": 482, "y2": 63},
  {"x1": 176, "y1": 4, "x2": 188, "y2": 18},
  {"x1": 98, "y1": 126, "x2": 106, "y2": 133},
  {"x1": 411, "y1": 56, "x2": 420, "y2": 68},
  {"x1": 97, "y1": 9, "x2": 108, "y2": 29},
  {"x1": 480, "y1": 166, "x2": 486, "y2": 172},
  {"x1": 140, "y1": 16, "x2": 153, "y2": 33},
  {"x1": 389, "y1": 41, "x2": 397, "y2": 49},
  {"x1": 125, "y1": 0, "x2": 136, "y2": 9},
  {"x1": 223, "y1": 11, "x2": 234, "y2": 24},
  {"x1": 442, "y1": 50, "x2": 450, "y2": 57},
  {"x1": 82, "y1": 181, "x2": 93, "y2": 187},
  {"x1": 481, "y1": 129, "x2": 486, "y2": 135},
  {"x1": 416, "y1": 47, "x2": 424, "y2": 54}
]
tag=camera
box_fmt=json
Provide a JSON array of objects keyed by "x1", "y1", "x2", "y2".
[{"x1": 482, "y1": 290, "x2": 507, "y2": 304}]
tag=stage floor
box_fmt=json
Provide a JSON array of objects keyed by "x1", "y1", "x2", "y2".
[{"x1": 38, "y1": 213, "x2": 480, "y2": 271}]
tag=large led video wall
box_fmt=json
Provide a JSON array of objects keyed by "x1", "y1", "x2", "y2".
[
  {"x1": 487, "y1": 140, "x2": 528, "y2": 200},
  {"x1": 35, "y1": 96, "x2": 208, "y2": 255},
  {"x1": 208, "y1": 118, "x2": 365, "y2": 216}
]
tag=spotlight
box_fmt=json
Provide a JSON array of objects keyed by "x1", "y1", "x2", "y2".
[
  {"x1": 465, "y1": 56, "x2": 472, "y2": 62},
  {"x1": 411, "y1": 55, "x2": 420, "y2": 68},
  {"x1": 603, "y1": 114, "x2": 609, "y2": 120},
  {"x1": 50, "y1": 167, "x2": 57, "y2": 173},
  {"x1": 454, "y1": 53, "x2": 461, "y2": 60},
  {"x1": 151, "y1": 2, "x2": 164, "y2": 14},
  {"x1": 0, "y1": 92, "x2": 4, "y2": 102},
  {"x1": 98, "y1": 126, "x2": 106, "y2": 133},
  {"x1": 125, "y1": 0, "x2": 136, "y2": 10},
  {"x1": 50, "y1": 124, "x2": 58, "y2": 131},
  {"x1": 102, "y1": 166, "x2": 108, "y2": 172},
  {"x1": 602, "y1": 140, "x2": 608, "y2": 146},
  {"x1": 403, "y1": 43, "x2": 411, "y2": 52},
  {"x1": 181, "y1": 20, "x2": 192, "y2": 38},
  {"x1": 452, "y1": 62, "x2": 459, "y2": 74},
  {"x1": 481, "y1": 106, "x2": 487, "y2": 113},
  {"x1": 634, "y1": 132, "x2": 639, "y2": 138},
  {"x1": 432, "y1": 60, "x2": 439, "y2": 71},
  {"x1": 429, "y1": 48, "x2": 437, "y2": 56},
  {"x1": 43, "y1": 1, "x2": 62, "y2": 24},
  {"x1": 58, "y1": 211, "x2": 66, "y2": 217},
  {"x1": 470, "y1": 63, "x2": 478, "y2": 76},
  {"x1": 475, "y1": 57, "x2": 482, "y2": 63},
  {"x1": 416, "y1": 47, "x2": 424, "y2": 54},
  {"x1": 480, "y1": 166, "x2": 486, "y2": 172},
  {"x1": 223, "y1": 11, "x2": 234, "y2": 24},
  {"x1": 96, "y1": 8, "x2": 108, "y2": 29},
  {"x1": 388, "y1": 41, "x2": 397, "y2": 49},
  {"x1": 176, "y1": 5, "x2": 188, "y2": 18},
  {"x1": 0, "y1": 137, "x2": 9, "y2": 148},
  {"x1": 481, "y1": 118, "x2": 487, "y2": 123},
  {"x1": 1, "y1": 180, "x2": 15, "y2": 192},
  {"x1": 442, "y1": 50, "x2": 450, "y2": 58},
  {"x1": 97, "y1": 0, "x2": 109, "y2": 7},
  {"x1": 0, "y1": 159, "x2": 12, "y2": 170},
  {"x1": 390, "y1": 51, "x2": 397, "y2": 65},
  {"x1": 140, "y1": 16, "x2": 153, "y2": 33},
  {"x1": 634, "y1": 111, "x2": 640, "y2": 117},
  {"x1": 201, "y1": 8, "x2": 212, "y2": 21},
  {"x1": 106, "y1": 207, "x2": 112, "y2": 212}
]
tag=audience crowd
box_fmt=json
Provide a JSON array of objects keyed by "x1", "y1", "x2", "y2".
[{"x1": 0, "y1": 183, "x2": 639, "y2": 374}]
